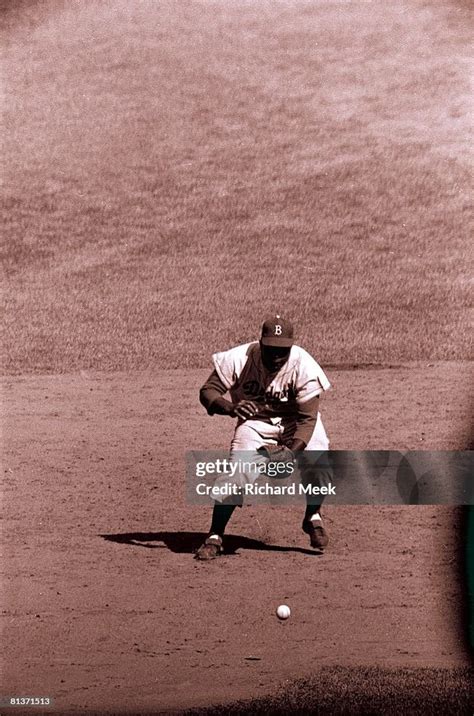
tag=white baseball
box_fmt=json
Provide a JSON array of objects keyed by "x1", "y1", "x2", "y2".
[{"x1": 276, "y1": 604, "x2": 291, "y2": 620}]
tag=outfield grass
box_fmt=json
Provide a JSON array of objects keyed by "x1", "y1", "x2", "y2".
[
  {"x1": 183, "y1": 666, "x2": 474, "y2": 715},
  {"x1": 2, "y1": 0, "x2": 472, "y2": 373}
]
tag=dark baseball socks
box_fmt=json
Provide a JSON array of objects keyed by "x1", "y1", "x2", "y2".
[
  {"x1": 208, "y1": 502, "x2": 323, "y2": 540},
  {"x1": 209, "y1": 503, "x2": 237, "y2": 537}
]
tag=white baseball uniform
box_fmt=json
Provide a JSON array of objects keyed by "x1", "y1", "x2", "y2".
[{"x1": 204, "y1": 342, "x2": 331, "y2": 496}]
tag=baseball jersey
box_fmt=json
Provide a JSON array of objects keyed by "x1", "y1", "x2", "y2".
[{"x1": 212, "y1": 342, "x2": 330, "y2": 420}]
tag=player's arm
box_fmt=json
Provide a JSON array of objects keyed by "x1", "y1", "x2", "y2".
[
  {"x1": 199, "y1": 369, "x2": 234, "y2": 415},
  {"x1": 289, "y1": 395, "x2": 320, "y2": 451},
  {"x1": 199, "y1": 370, "x2": 258, "y2": 418},
  {"x1": 290, "y1": 355, "x2": 330, "y2": 450},
  {"x1": 259, "y1": 398, "x2": 319, "y2": 460}
]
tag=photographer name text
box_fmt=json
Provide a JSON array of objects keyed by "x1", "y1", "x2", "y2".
[{"x1": 195, "y1": 482, "x2": 336, "y2": 497}]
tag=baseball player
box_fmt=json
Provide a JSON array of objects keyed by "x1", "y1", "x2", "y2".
[{"x1": 195, "y1": 315, "x2": 332, "y2": 560}]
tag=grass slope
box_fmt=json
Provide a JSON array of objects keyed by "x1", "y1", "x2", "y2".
[
  {"x1": 2, "y1": 0, "x2": 472, "y2": 372},
  {"x1": 183, "y1": 666, "x2": 474, "y2": 715}
]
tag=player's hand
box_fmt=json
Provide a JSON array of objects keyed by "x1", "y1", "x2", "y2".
[{"x1": 231, "y1": 400, "x2": 259, "y2": 420}]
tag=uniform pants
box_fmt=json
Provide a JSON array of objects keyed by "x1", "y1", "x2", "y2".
[{"x1": 212, "y1": 414, "x2": 331, "y2": 503}]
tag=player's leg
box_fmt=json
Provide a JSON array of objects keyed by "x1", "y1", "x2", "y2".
[
  {"x1": 195, "y1": 421, "x2": 276, "y2": 560},
  {"x1": 300, "y1": 414, "x2": 331, "y2": 550},
  {"x1": 194, "y1": 503, "x2": 236, "y2": 560}
]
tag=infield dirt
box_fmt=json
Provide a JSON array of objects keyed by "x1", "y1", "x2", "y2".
[{"x1": 3, "y1": 363, "x2": 472, "y2": 712}]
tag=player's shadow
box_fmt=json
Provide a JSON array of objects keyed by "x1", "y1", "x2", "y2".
[{"x1": 101, "y1": 531, "x2": 322, "y2": 556}]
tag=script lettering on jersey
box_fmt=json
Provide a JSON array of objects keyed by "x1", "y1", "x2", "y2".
[{"x1": 242, "y1": 381, "x2": 295, "y2": 403}]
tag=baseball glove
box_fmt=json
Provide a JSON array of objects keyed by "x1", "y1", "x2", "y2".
[{"x1": 258, "y1": 444, "x2": 295, "y2": 463}]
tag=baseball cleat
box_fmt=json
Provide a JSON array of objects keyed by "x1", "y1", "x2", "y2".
[
  {"x1": 194, "y1": 534, "x2": 223, "y2": 560},
  {"x1": 302, "y1": 519, "x2": 329, "y2": 550}
]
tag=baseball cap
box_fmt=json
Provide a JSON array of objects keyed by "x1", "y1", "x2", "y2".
[{"x1": 260, "y1": 315, "x2": 294, "y2": 347}]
